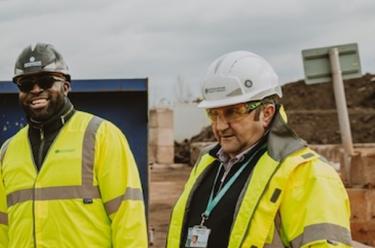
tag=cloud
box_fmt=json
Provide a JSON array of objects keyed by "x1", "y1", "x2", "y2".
[{"x1": 0, "y1": 0, "x2": 374, "y2": 106}]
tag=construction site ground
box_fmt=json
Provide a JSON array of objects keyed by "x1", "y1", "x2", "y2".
[{"x1": 150, "y1": 164, "x2": 191, "y2": 248}]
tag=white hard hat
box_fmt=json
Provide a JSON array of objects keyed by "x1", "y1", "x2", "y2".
[{"x1": 198, "y1": 51, "x2": 282, "y2": 108}]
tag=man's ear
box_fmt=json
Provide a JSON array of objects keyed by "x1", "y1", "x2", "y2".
[
  {"x1": 63, "y1": 81, "x2": 71, "y2": 96},
  {"x1": 262, "y1": 104, "x2": 276, "y2": 128}
]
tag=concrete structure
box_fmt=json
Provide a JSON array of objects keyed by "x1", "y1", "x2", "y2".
[{"x1": 149, "y1": 108, "x2": 174, "y2": 164}]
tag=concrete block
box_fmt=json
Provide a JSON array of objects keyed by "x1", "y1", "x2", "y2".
[
  {"x1": 149, "y1": 108, "x2": 173, "y2": 128},
  {"x1": 347, "y1": 188, "x2": 370, "y2": 222},
  {"x1": 351, "y1": 221, "x2": 375, "y2": 246},
  {"x1": 148, "y1": 144, "x2": 156, "y2": 164},
  {"x1": 156, "y1": 145, "x2": 174, "y2": 164},
  {"x1": 350, "y1": 153, "x2": 366, "y2": 186},
  {"x1": 339, "y1": 151, "x2": 352, "y2": 186},
  {"x1": 369, "y1": 190, "x2": 375, "y2": 221},
  {"x1": 350, "y1": 149, "x2": 375, "y2": 186},
  {"x1": 148, "y1": 128, "x2": 156, "y2": 145},
  {"x1": 149, "y1": 128, "x2": 174, "y2": 146},
  {"x1": 352, "y1": 240, "x2": 373, "y2": 248}
]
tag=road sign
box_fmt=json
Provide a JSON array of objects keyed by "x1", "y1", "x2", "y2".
[
  {"x1": 302, "y1": 43, "x2": 361, "y2": 84},
  {"x1": 301, "y1": 43, "x2": 362, "y2": 186}
]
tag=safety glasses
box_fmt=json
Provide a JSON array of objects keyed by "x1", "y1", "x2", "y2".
[
  {"x1": 206, "y1": 101, "x2": 262, "y2": 123},
  {"x1": 14, "y1": 75, "x2": 66, "y2": 93}
]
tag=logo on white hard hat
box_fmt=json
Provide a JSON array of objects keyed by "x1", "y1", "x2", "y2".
[
  {"x1": 204, "y1": 86, "x2": 226, "y2": 94},
  {"x1": 244, "y1": 80, "x2": 253, "y2": 88},
  {"x1": 24, "y1": 56, "x2": 42, "y2": 68}
]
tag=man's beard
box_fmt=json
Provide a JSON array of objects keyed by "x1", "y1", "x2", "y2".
[{"x1": 21, "y1": 92, "x2": 66, "y2": 122}]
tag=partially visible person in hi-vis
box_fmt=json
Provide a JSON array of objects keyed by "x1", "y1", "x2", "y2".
[{"x1": 0, "y1": 43, "x2": 148, "y2": 247}]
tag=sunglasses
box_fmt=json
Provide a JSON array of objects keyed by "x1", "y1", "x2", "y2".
[
  {"x1": 206, "y1": 101, "x2": 262, "y2": 123},
  {"x1": 14, "y1": 75, "x2": 66, "y2": 92}
]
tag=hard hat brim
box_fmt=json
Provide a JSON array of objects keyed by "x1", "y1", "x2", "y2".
[
  {"x1": 198, "y1": 87, "x2": 282, "y2": 109},
  {"x1": 13, "y1": 70, "x2": 71, "y2": 83}
]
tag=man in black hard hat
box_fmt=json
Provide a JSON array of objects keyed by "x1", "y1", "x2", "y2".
[
  {"x1": 0, "y1": 43, "x2": 148, "y2": 247},
  {"x1": 13, "y1": 43, "x2": 72, "y2": 123}
]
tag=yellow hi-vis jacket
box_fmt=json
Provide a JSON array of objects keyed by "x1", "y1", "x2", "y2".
[
  {"x1": 0, "y1": 111, "x2": 147, "y2": 248},
  {"x1": 167, "y1": 106, "x2": 352, "y2": 248}
]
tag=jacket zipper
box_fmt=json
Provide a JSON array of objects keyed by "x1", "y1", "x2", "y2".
[
  {"x1": 38, "y1": 129, "x2": 45, "y2": 168},
  {"x1": 33, "y1": 128, "x2": 45, "y2": 248}
]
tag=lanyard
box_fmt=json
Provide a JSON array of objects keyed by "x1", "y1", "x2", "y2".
[{"x1": 200, "y1": 144, "x2": 266, "y2": 226}]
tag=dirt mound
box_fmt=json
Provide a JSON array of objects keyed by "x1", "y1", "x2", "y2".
[
  {"x1": 174, "y1": 73, "x2": 375, "y2": 162},
  {"x1": 281, "y1": 73, "x2": 375, "y2": 144},
  {"x1": 281, "y1": 73, "x2": 375, "y2": 110}
]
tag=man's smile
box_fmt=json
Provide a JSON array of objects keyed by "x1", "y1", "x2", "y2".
[{"x1": 29, "y1": 97, "x2": 49, "y2": 110}]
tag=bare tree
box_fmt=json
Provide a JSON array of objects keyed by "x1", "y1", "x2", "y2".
[{"x1": 174, "y1": 75, "x2": 194, "y2": 103}]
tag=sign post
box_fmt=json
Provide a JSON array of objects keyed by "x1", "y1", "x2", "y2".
[
  {"x1": 328, "y1": 48, "x2": 354, "y2": 155},
  {"x1": 302, "y1": 43, "x2": 361, "y2": 185}
]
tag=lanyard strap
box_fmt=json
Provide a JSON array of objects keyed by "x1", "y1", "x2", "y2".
[{"x1": 201, "y1": 144, "x2": 266, "y2": 223}]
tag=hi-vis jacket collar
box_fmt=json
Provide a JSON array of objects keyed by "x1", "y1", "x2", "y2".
[{"x1": 267, "y1": 105, "x2": 307, "y2": 161}]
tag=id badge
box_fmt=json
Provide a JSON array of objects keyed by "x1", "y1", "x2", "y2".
[{"x1": 185, "y1": 225, "x2": 211, "y2": 248}]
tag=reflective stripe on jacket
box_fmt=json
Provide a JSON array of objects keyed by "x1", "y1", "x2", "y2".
[
  {"x1": 167, "y1": 106, "x2": 352, "y2": 248},
  {"x1": 0, "y1": 111, "x2": 147, "y2": 248}
]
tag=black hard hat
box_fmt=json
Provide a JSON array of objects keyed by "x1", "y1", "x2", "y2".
[{"x1": 13, "y1": 43, "x2": 71, "y2": 82}]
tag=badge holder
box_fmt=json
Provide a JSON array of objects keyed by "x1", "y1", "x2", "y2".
[
  {"x1": 185, "y1": 214, "x2": 211, "y2": 248},
  {"x1": 185, "y1": 151, "x2": 261, "y2": 248}
]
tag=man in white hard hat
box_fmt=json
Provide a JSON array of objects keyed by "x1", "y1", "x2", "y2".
[{"x1": 167, "y1": 51, "x2": 352, "y2": 248}]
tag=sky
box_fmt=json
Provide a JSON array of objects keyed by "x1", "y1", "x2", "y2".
[{"x1": 0, "y1": 0, "x2": 374, "y2": 106}]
